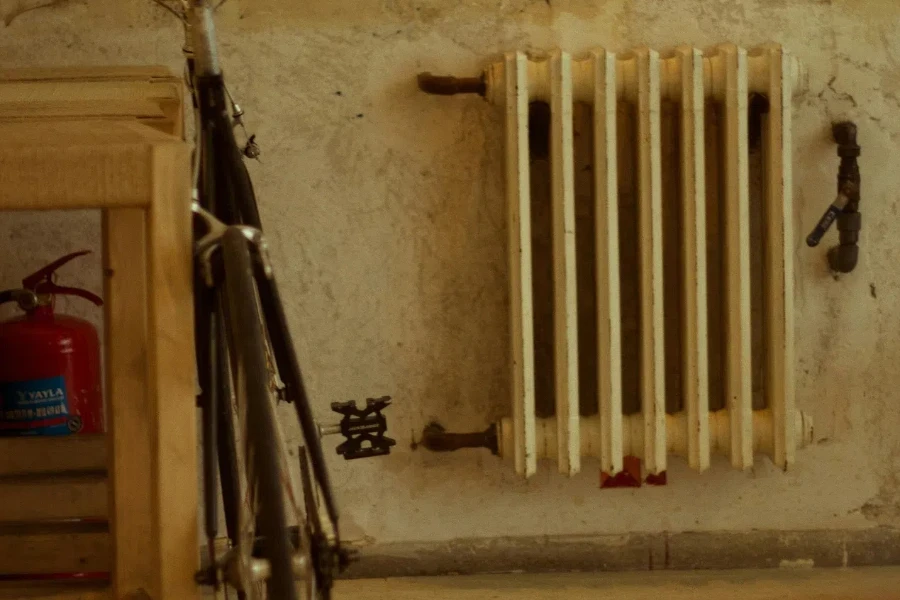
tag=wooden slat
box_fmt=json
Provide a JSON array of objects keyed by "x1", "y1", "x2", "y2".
[
  {"x1": 102, "y1": 209, "x2": 156, "y2": 599},
  {"x1": 0, "y1": 66, "x2": 174, "y2": 82},
  {"x1": 0, "y1": 121, "x2": 175, "y2": 210},
  {"x1": 0, "y1": 81, "x2": 178, "y2": 103},
  {"x1": 0, "y1": 100, "x2": 168, "y2": 120},
  {"x1": 677, "y1": 46, "x2": 711, "y2": 472},
  {"x1": 505, "y1": 52, "x2": 538, "y2": 478},
  {"x1": 0, "y1": 73, "x2": 183, "y2": 138},
  {"x1": 550, "y1": 50, "x2": 581, "y2": 476},
  {"x1": 591, "y1": 49, "x2": 623, "y2": 475},
  {"x1": 0, "y1": 524, "x2": 109, "y2": 575},
  {"x1": 758, "y1": 43, "x2": 795, "y2": 468},
  {"x1": 634, "y1": 48, "x2": 667, "y2": 475},
  {"x1": 0, "y1": 477, "x2": 106, "y2": 522},
  {"x1": 717, "y1": 43, "x2": 754, "y2": 470},
  {"x1": 147, "y1": 143, "x2": 198, "y2": 599},
  {"x1": 0, "y1": 583, "x2": 109, "y2": 600},
  {"x1": 0, "y1": 436, "x2": 105, "y2": 478}
]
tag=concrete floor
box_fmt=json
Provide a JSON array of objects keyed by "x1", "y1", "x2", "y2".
[
  {"x1": 337, "y1": 569, "x2": 900, "y2": 600},
  {"x1": 4, "y1": 568, "x2": 900, "y2": 599}
]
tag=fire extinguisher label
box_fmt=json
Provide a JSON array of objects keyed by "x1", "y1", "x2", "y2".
[{"x1": 0, "y1": 376, "x2": 73, "y2": 436}]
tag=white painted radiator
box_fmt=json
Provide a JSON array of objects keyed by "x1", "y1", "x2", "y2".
[{"x1": 487, "y1": 44, "x2": 811, "y2": 478}]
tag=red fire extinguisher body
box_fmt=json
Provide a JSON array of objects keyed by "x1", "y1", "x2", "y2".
[
  {"x1": 0, "y1": 251, "x2": 104, "y2": 436},
  {"x1": 0, "y1": 305, "x2": 102, "y2": 435}
]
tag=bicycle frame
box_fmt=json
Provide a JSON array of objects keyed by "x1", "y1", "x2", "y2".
[{"x1": 178, "y1": 0, "x2": 344, "y2": 595}]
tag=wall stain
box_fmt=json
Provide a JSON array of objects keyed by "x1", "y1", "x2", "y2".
[{"x1": 861, "y1": 467, "x2": 900, "y2": 524}]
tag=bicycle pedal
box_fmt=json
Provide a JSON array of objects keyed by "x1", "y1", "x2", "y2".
[{"x1": 330, "y1": 396, "x2": 396, "y2": 460}]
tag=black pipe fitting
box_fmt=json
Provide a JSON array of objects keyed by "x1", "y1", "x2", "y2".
[
  {"x1": 417, "y1": 72, "x2": 486, "y2": 97},
  {"x1": 807, "y1": 121, "x2": 861, "y2": 273},
  {"x1": 418, "y1": 422, "x2": 499, "y2": 455},
  {"x1": 829, "y1": 122, "x2": 861, "y2": 273}
]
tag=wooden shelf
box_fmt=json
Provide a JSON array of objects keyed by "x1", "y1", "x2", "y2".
[
  {"x1": 0, "y1": 522, "x2": 109, "y2": 578},
  {"x1": 0, "y1": 582, "x2": 108, "y2": 600},
  {"x1": 0, "y1": 436, "x2": 109, "y2": 576},
  {"x1": 0, "y1": 436, "x2": 106, "y2": 478}
]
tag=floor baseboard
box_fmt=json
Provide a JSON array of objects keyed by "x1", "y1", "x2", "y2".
[{"x1": 342, "y1": 527, "x2": 900, "y2": 579}]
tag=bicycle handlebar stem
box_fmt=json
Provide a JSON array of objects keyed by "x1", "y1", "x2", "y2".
[{"x1": 188, "y1": 1, "x2": 220, "y2": 77}]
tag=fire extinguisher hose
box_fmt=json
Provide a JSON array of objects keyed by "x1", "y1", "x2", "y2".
[{"x1": 0, "y1": 289, "x2": 38, "y2": 309}]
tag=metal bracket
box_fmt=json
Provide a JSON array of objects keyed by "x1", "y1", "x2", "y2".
[{"x1": 193, "y1": 202, "x2": 273, "y2": 286}]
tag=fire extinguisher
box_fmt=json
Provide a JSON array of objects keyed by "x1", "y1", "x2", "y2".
[{"x1": 0, "y1": 251, "x2": 103, "y2": 436}]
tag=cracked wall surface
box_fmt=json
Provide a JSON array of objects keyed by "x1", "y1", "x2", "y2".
[{"x1": 1, "y1": 0, "x2": 899, "y2": 545}]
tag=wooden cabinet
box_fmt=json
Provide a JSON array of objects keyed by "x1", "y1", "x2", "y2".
[{"x1": 0, "y1": 68, "x2": 196, "y2": 600}]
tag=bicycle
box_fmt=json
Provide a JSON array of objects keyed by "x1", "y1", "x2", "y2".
[{"x1": 150, "y1": 1, "x2": 396, "y2": 598}]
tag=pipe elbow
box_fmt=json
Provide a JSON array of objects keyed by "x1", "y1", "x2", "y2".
[{"x1": 828, "y1": 244, "x2": 859, "y2": 274}]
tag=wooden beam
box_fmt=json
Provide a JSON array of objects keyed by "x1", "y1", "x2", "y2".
[
  {"x1": 146, "y1": 143, "x2": 197, "y2": 599},
  {"x1": 0, "y1": 122, "x2": 167, "y2": 210},
  {"x1": 102, "y1": 208, "x2": 157, "y2": 600}
]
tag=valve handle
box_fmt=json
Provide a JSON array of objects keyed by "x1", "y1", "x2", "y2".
[
  {"x1": 806, "y1": 203, "x2": 843, "y2": 248},
  {"x1": 806, "y1": 182, "x2": 854, "y2": 248},
  {"x1": 21, "y1": 251, "x2": 103, "y2": 306},
  {"x1": 330, "y1": 396, "x2": 395, "y2": 460}
]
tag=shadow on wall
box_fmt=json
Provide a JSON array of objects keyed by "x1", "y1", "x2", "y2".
[{"x1": 380, "y1": 73, "x2": 511, "y2": 440}]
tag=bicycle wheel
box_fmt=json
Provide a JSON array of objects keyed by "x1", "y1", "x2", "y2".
[{"x1": 221, "y1": 227, "x2": 298, "y2": 600}]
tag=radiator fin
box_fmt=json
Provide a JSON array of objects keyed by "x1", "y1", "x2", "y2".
[
  {"x1": 550, "y1": 51, "x2": 581, "y2": 476},
  {"x1": 590, "y1": 50, "x2": 624, "y2": 475},
  {"x1": 675, "y1": 46, "x2": 711, "y2": 472},
  {"x1": 632, "y1": 48, "x2": 667, "y2": 475},
  {"x1": 715, "y1": 43, "x2": 754, "y2": 470},
  {"x1": 505, "y1": 51, "x2": 537, "y2": 477},
  {"x1": 757, "y1": 44, "x2": 796, "y2": 469}
]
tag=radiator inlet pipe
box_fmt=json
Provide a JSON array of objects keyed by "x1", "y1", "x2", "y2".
[
  {"x1": 417, "y1": 72, "x2": 486, "y2": 97},
  {"x1": 806, "y1": 121, "x2": 861, "y2": 273},
  {"x1": 417, "y1": 422, "x2": 499, "y2": 455}
]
